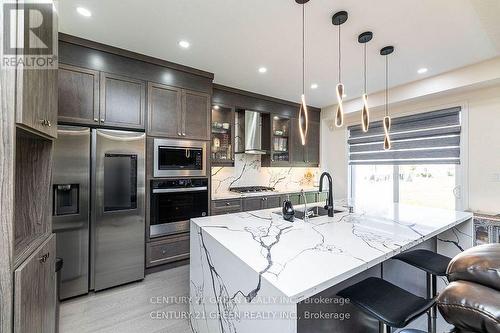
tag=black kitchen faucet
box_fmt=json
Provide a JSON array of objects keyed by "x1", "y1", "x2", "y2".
[{"x1": 319, "y1": 172, "x2": 334, "y2": 217}]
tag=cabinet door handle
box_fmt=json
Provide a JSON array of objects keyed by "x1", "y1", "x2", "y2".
[
  {"x1": 100, "y1": 119, "x2": 105, "y2": 123},
  {"x1": 39, "y1": 252, "x2": 50, "y2": 263},
  {"x1": 182, "y1": 133, "x2": 186, "y2": 136},
  {"x1": 225, "y1": 202, "x2": 230, "y2": 206},
  {"x1": 94, "y1": 118, "x2": 99, "y2": 122},
  {"x1": 47, "y1": 121, "x2": 51, "y2": 127}
]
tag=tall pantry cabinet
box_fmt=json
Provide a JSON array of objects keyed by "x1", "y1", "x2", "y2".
[{"x1": 0, "y1": 1, "x2": 59, "y2": 332}]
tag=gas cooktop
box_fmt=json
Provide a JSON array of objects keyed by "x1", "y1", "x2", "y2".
[{"x1": 229, "y1": 186, "x2": 276, "y2": 193}]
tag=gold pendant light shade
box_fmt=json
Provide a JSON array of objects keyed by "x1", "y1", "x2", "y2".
[
  {"x1": 299, "y1": 94, "x2": 309, "y2": 145},
  {"x1": 361, "y1": 93, "x2": 369, "y2": 132},
  {"x1": 383, "y1": 115, "x2": 391, "y2": 150},
  {"x1": 335, "y1": 83, "x2": 344, "y2": 127}
]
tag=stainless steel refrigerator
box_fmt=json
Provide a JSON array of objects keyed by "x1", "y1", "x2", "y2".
[{"x1": 52, "y1": 126, "x2": 145, "y2": 299}]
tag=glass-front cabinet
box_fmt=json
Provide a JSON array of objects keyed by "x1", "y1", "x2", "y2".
[
  {"x1": 211, "y1": 104, "x2": 234, "y2": 166},
  {"x1": 271, "y1": 116, "x2": 290, "y2": 164},
  {"x1": 262, "y1": 115, "x2": 290, "y2": 167}
]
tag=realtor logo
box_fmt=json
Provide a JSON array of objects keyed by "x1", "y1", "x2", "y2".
[{"x1": 2, "y1": 1, "x2": 57, "y2": 69}]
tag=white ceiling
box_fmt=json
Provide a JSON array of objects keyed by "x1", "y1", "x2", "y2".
[{"x1": 58, "y1": 0, "x2": 500, "y2": 108}]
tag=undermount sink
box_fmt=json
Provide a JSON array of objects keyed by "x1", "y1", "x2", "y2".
[
  {"x1": 274, "y1": 206, "x2": 344, "y2": 220},
  {"x1": 295, "y1": 206, "x2": 343, "y2": 219}
]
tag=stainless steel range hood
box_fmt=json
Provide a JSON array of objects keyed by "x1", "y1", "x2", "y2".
[{"x1": 235, "y1": 110, "x2": 266, "y2": 155}]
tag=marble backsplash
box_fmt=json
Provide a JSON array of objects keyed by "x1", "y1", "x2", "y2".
[{"x1": 211, "y1": 154, "x2": 320, "y2": 196}]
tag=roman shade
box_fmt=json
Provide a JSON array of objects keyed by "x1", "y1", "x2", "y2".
[{"x1": 348, "y1": 107, "x2": 461, "y2": 165}]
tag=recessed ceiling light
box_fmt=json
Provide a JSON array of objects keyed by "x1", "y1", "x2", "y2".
[
  {"x1": 258, "y1": 67, "x2": 267, "y2": 74},
  {"x1": 178, "y1": 40, "x2": 190, "y2": 49},
  {"x1": 310, "y1": 83, "x2": 318, "y2": 89},
  {"x1": 273, "y1": 116, "x2": 280, "y2": 120},
  {"x1": 76, "y1": 7, "x2": 91, "y2": 17},
  {"x1": 417, "y1": 67, "x2": 428, "y2": 74},
  {"x1": 213, "y1": 105, "x2": 220, "y2": 110}
]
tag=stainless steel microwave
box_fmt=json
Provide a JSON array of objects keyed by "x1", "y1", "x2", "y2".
[{"x1": 153, "y1": 138, "x2": 207, "y2": 177}]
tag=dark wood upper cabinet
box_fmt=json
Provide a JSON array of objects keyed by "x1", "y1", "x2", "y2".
[
  {"x1": 147, "y1": 82, "x2": 182, "y2": 137},
  {"x1": 15, "y1": 2, "x2": 58, "y2": 139},
  {"x1": 291, "y1": 119, "x2": 320, "y2": 167},
  {"x1": 262, "y1": 115, "x2": 291, "y2": 167},
  {"x1": 182, "y1": 90, "x2": 210, "y2": 140},
  {"x1": 58, "y1": 64, "x2": 99, "y2": 125},
  {"x1": 100, "y1": 72, "x2": 146, "y2": 129},
  {"x1": 211, "y1": 104, "x2": 235, "y2": 166},
  {"x1": 291, "y1": 118, "x2": 305, "y2": 165},
  {"x1": 146, "y1": 83, "x2": 210, "y2": 140},
  {"x1": 306, "y1": 121, "x2": 320, "y2": 166}
]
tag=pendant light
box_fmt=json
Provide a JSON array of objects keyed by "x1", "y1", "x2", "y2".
[
  {"x1": 332, "y1": 11, "x2": 348, "y2": 127},
  {"x1": 358, "y1": 31, "x2": 373, "y2": 132},
  {"x1": 296, "y1": 0, "x2": 310, "y2": 145},
  {"x1": 380, "y1": 45, "x2": 394, "y2": 150}
]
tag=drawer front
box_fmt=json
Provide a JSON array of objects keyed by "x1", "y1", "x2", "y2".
[
  {"x1": 146, "y1": 234, "x2": 190, "y2": 268},
  {"x1": 242, "y1": 197, "x2": 264, "y2": 212},
  {"x1": 212, "y1": 207, "x2": 242, "y2": 216},
  {"x1": 212, "y1": 199, "x2": 241, "y2": 209}
]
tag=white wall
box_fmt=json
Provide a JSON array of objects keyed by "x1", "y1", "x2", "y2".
[{"x1": 321, "y1": 83, "x2": 500, "y2": 214}]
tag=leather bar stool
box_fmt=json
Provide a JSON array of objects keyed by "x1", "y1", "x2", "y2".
[
  {"x1": 393, "y1": 249, "x2": 452, "y2": 333},
  {"x1": 338, "y1": 277, "x2": 436, "y2": 333}
]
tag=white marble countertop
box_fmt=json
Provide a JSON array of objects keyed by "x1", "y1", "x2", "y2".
[
  {"x1": 191, "y1": 201, "x2": 472, "y2": 302},
  {"x1": 211, "y1": 186, "x2": 321, "y2": 200}
]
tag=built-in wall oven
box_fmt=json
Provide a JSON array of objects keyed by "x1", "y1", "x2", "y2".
[
  {"x1": 150, "y1": 178, "x2": 209, "y2": 238},
  {"x1": 153, "y1": 138, "x2": 207, "y2": 178}
]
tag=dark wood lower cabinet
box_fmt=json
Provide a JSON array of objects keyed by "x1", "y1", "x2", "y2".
[
  {"x1": 211, "y1": 199, "x2": 242, "y2": 216},
  {"x1": 242, "y1": 197, "x2": 265, "y2": 211},
  {"x1": 266, "y1": 196, "x2": 281, "y2": 209},
  {"x1": 14, "y1": 234, "x2": 56, "y2": 333},
  {"x1": 146, "y1": 234, "x2": 190, "y2": 268},
  {"x1": 211, "y1": 192, "x2": 324, "y2": 216}
]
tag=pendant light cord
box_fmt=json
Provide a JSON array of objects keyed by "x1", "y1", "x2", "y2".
[
  {"x1": 363, "y1": 43, "x2": 367, "y2": 93},
  {"x1": 385, "y1": 55, "x2": 388, "y2": 117},
  {"x1": 302, "y1": 4, "x2": 305, "y2": 95},
  {"x1": 338, "y1": 24, "x2": 341, "y2": 82}
]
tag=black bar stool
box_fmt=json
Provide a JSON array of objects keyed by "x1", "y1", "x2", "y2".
[
  {"x1": 338, "y1": 277, "x2": 435, "y2": 333},
  {"x1": 393, "y1": 249, "x2": 452, "y2": 333}
]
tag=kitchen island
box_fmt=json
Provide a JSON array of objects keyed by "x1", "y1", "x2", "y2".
[{"x1": 189, "y1": 202, "x2": 473, "y2": 333}]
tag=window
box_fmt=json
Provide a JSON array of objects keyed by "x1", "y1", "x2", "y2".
[
  {"x1": 399, "y1": 165, "x2": 457, "y2": 210},
  {"x1": 352, "y1": 165, "x2": 394, "y2": 206},
  {"x1": 348, "y1": 108, "x2": 462, "y2": 210}
]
